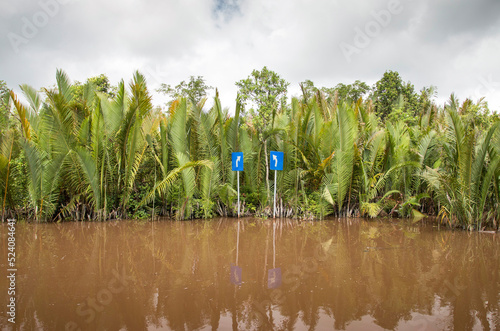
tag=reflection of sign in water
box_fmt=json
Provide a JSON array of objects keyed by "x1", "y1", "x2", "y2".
[
  {"x1": 230, "y1": 265, "x2": 242, "y2": 286},
  {"x1": 232, "y1": 152, "x2": 244, "y2": 171},
  {"x1": 267, "y1": 268, "x2": 282, "y2": 289},
  {"x1": 270, "y1": 151, "x2": 283, "y2": 171}
]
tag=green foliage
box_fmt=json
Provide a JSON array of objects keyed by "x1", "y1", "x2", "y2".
[
  {"x1": 299, "y1": 79, "x2": 318, "y2": 101},
  {"x1": 458, "y1": 97, "x2": 496, "y2": 131},
  {"x1": 322, "y1": 80, "x2": 370, "y2": 103},
  {"x1": 322, "y1": 102, "x2": 358, "y2": 215},
  {"x1": 6, "y1": 70, "x2": 159, "y2": 221},
  {"x1": 0, "y1": 80, "x2": 10, "y2": 129},
  {"x1": 157, "y1": 76, "x2": 212, "y2": 106},
  {"x1": 423, "y1": 98, "x2": 500, "y2": 229},
  {"x1": 236, "y1": 66, "x2": 289, "y2": 130},
  {"x1": 303, "y1": 190, "x2": 327, "y2": 217},
  {"x1": 3, "y1": 69, "x2": 500, "y2": 229},
  {"x1": 73, "y1": 74, "x2": 116, "y2": 100},
  {"x1": 373, "y1": 70, "x2": 419, "y2": 121}
]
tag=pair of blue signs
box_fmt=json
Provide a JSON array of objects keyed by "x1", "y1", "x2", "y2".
[{"x1": 231, "y1": 151, "x2": 284, "y2": 171}]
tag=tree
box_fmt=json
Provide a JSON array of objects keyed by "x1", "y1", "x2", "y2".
[
  {"x1": 88, "y1": 74, "x2": 116, "y2": 98},
  {"x1": 0, "y1": 80, "x2": 15, "y2": 220},
  {"x1": 458, "y1": 97, "x2": 495, "y2": 131},
  {"x1": 418, "y1": 86, "x2": 437, "y2": 110},
  {"x1": 300, "y1": 79, "x2": 319, "y2": 101},
  {"x1": 157, "y1": 76, "x2": 213, "y2": 106},
  {"x1": 423, "y1": 100, "x2": 500, "y2": 229},
  {"x1": 0, "y1": 80, "x2": 8, "y2": 99},
  {"x1": 372, "y1": 70, "x2": 419, "y2": 121},
  {"x1": 235, "y1": 66, "x2": 289, "y2": 129},
  {"x1": 322, "y1": 80, "x2": 370, "y2": 103},
  {"x1": 0, "y1": 80, "x2": 10, "y2": 129},
  {"x1": 73, "y1": 74, "x2": 116, "y2": 100}
]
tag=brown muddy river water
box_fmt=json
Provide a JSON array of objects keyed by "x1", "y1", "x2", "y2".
[{"x1": 1, "y1": 218, "x2": 500, "y2": 330}]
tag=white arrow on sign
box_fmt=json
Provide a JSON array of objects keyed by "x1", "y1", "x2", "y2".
[
  {"x1": 273, "y1": 155, "x2": 278, "y2": 167},
  {"x1": 236, "y1": 156, "x2": 241, "y2": 168}
]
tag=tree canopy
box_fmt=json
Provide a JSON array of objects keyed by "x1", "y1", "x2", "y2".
[
  {"x1": 157, "y1": 76, "x2": 213, "y2": 106},
  {"x1": 73, "y1": 74, "x2": 117, "y2": 99},
  {"x1": 236, "y1": 66, "x2": 289, "y2": 129},
  {"x1": 0, "y1": 80, "x2": 10, "y2": 129},
  {"x1": 372, "y1": 70, "x2": 419, "y2": 121},
  {"x1": 322, "y1": 80, "x2": 371, "y2": 103}
]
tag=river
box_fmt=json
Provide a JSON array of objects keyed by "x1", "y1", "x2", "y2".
[{"x1": 1, "y1": 218, "x2": 499, "y2": 330}]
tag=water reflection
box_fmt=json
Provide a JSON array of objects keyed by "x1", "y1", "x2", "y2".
[
  {"x1": 0, "y1": 218, "x2": 499, "y2": 330},
  {"x1": 267, "y1": 221, "x2": 281, "y2": 289},
  {"x1": 230, "y1": 220, "x2": 242, "y2": 286}
]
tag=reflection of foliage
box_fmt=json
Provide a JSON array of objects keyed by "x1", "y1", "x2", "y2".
[{"x1": 7, "y1": 219, "x2": 500, "y2": 330}]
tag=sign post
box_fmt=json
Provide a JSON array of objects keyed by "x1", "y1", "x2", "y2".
[
  {"x1": 270, "y1": 151, "x2": 284, "y2": 218},
  {"x1": 232, "y1": 152, "x2": 244, "y2": 217}
]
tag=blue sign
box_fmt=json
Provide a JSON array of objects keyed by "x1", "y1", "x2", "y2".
[
  {"x1": 270, "y1": 151, "x2": 284, "y2": 171},
  {"x1": 232, "y1": 152, "x2": 244, "y2": 171},
  {"x1": 230, "y1": 265, "x2": 242, "y2": 285},
  {"x1": 268, "y1": 268, "x2": 282, "y2": 289}
]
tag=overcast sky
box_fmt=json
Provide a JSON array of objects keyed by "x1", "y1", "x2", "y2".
[{"x1": 1, "y1": 0, "x2": 500, "y2": 113}]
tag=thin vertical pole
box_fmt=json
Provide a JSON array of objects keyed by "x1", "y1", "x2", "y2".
[
  {"x1": 273, "y1": 170, "x2": 277, "y2": 218},
  {"x1": 237, "y1": 171, "x2": 240, "y2": 218}
]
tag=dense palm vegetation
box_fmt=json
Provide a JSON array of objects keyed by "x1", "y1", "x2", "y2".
[{"x1": 1, "y1": 69, "x2": 499, "y2": 230}]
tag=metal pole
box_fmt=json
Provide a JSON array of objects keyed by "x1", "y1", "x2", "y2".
[
  {"x1": 273, "y1": 170, "x2": 277, "y2": 218},
  {"x1": 237, "y1": 171, "x2": 240, "y2": 218}
]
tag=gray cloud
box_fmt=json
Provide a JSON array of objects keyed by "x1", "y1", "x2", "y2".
[
  {"x1": 418, "y1": 0, "x2": 500, "y2": 42},
  {"x1": 1, "y1": 0, "x2": 499, "y2": 112}
]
